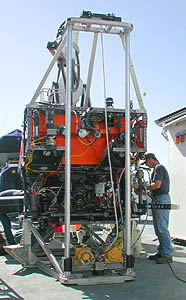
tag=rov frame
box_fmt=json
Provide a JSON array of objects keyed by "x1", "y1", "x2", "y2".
[{"x1": 5, "y1": 12, "x2": 147, "y2": 285}]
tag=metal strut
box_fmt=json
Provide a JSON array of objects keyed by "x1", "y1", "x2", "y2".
[
  {"x1": 124, "y1": 29, "x2": 135, "y2": 273},
  {"x1": 63, "y1": 23, "x2": 73, "y2": 276}
]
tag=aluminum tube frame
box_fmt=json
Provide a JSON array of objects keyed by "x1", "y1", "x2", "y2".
[
  {"x1": 120, "y1": 34, "x2": 145, "y2": 112},
  {"x1": 124, "y1": 31, "x2": 132, "y2": 257},
  {"x1": 84, "y1": 32, "x2": 98, "y2": 106},
  {"x1": 29, "y1": 35, "x2": 67, "y2": 105},
  {"x1": 0, "y1": 196, "x2": 24, "y2": 200},
  {"x1": 69, "y1": 17, "x2": 133, "y2": 32},
  {"x1": 64, "y1": 24, "x2": 72, "y2": 259},
  {"x1": 23, "y1": 218, "x2": 33, "y2": 265},
  {"x1": 30, "y1": 222, "x2": 63, "y2": 275},
  {"x1": 129, "y1": 57, "x2": 145, "y2": 111}
]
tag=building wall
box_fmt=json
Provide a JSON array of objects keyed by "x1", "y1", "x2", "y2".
[{"x1": 167, "y1": 119, "x2": 186, "y2": 239}]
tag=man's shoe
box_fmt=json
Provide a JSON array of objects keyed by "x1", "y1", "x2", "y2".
[
  {"x1": 156, "y1": 255, "x2": 173, "y2": 264},
  {"x1": 148, "y1": 252, "x2": 162, "y2": 261}
]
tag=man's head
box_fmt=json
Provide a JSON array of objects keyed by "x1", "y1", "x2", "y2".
[{"x1": 140, "y1": 152, "x2": 158, "y2": 168}]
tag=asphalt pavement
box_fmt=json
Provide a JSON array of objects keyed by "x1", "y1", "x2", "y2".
[{"x1": 0, "y1": 218, "x2": 186, "y2": 300}]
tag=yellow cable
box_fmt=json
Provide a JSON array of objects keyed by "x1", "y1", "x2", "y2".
[
  {"x1": 25, "y1": 152, "x2": 33, "y2": 173},
  {"x1": 31, "y1": 141, "x2": 47, "y2": 145},
  {"x1": 27, "y1": 167, "x2": 59, "y2": 173},
  {"x1": 26, "y1": 146, "x2": 90, "y2": 173},
  {"x1": 71, "y1": 146, "x2": 90, "y2": 157},
  {"x1": 32, "y1": 136, "x2": 46, "y2": 143},
  {"x1": 78, "y1": 136, "x2": 96, "y2": 146},
  {"x1": 25, "y1": 134, "x2": 97, "y2": 173}
]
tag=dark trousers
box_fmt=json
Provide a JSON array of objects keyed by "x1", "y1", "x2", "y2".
[{"x1": 0, "y1": 214, "x2": 17, "y2": 245}]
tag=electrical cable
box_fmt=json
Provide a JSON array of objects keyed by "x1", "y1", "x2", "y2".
[
  {"x1": 38, "y1": 187, "x2": 56, "y2": 197},
  {"x1": 25, "y1": 152, "x2": 33, "y2": 173},
  {"x1": 49, "y1": 183, "x2": 64, "y2": 208},
  {"x1": 163, "y1": 252, "x2": 186, "y2": 284},
  {"x1": 25, "y1": 141, "x2": 92, "y2": 173},
  {"x1": 32, "y1": 136, "x2": 46, "y2": 144},
  {"x1": 117, "y1": 168, "x2": 125, "y2": 224},
  {"x1": 77, "y1": 136, "x2": 96, "y2": 146},
  {"x1": 100, "y1": 30, "x2": 119, "y2": 252},
  {"x1": 116, "y1": 166, "x2": 148, "y2": 252},
  {"x1": 71, "y1": 147, "x2": 90, "y2": 158},
  {"x1": 131, "y1": 212, "x2": 148, "y2": 249}
]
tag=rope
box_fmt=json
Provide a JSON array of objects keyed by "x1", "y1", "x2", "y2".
[{"x1": 100, "y1": 31, "x2": 119, "y2": 251}]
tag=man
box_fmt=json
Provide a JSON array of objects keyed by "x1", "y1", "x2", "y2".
[
  {"x1": 0, "y1": 163, "x2": 23, "y2": 246},
  {"x1": 0, "y1": 213, "x2": 17, "y2": 245},
  {"x1": 141, "y1": 152, "x2": 173, "y2": 264}
]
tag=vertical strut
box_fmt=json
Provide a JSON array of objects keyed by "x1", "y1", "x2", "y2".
[
  {"x1": 124, "y1": 30, "x2": 132, "y2": 264},
  {"x1": 64, "y1": 24, "x2": 72, "y2": 261}
]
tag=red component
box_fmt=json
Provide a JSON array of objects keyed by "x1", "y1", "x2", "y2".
[
  {"x1": 52, "y1": 224, "x2": 81, "y2": 232},
  {"x1": 139, "y1": 120, "x2": 146, "y2": 127},
  {"x1": 180, "y1": 135, "x2": 185, "y2": 143},
  {"x1": 136, "y1": 128, "x2": 141, "y2": 148},
  {"x1": 52, "y1": 224, "x2": 63, "y2": 232},
  {"x1": 98, "y1": 196, "x2": 105, "y2": 204}
]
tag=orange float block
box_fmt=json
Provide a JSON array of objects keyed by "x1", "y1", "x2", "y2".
[{"x1": 37, "y1": 113, "x2": 126, "y2": 165}]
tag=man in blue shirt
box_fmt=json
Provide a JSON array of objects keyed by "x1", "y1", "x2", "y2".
[{"x1": 141, "y1": 152, "x2": 173, "y2": 264}]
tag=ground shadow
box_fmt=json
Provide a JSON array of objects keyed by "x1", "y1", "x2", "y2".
[
  {"x1": 13, "y1": 266, "x2": 53, "y2": 278},
  {"x1": 0, "y1": 278, "x2": 24, "y2": 299},
  {"x1": 64, "y1": 255, "x2": 186, "y2": 300}
]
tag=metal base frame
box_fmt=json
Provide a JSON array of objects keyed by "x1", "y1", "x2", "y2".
[
  {"x1": 59, "y1": 272, "x2": 136, "y2": 285},
  {"x1": 4, "y1": 247, "x2": 136, "y2": 285},
  {"x1": 4, "y1": 218, "x2": 136, "y2": 285}
]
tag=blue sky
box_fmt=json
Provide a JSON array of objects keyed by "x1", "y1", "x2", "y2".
[{"x1": 0, "y1": 0, "x2": 186, "y2": 167}]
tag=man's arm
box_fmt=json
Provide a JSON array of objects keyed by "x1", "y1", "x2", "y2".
[{"x1": 147, "y1": 180, "x2": 161, "y2": 191}]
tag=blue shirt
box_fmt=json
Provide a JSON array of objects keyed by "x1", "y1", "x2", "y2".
[{"x1": 151, "y1": 163, "x2": 170, "y2": 196}]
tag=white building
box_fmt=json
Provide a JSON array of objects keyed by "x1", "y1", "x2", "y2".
[{"x1": 155, "y1": 107, "x2": 186, "y2": 240}]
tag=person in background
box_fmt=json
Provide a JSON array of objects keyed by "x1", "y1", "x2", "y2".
[
  {"x1": 0, "y1": 213, "x2": 17, "y2": 245},
  {"x1": 0, "y1": 163, "x2": 23, "y2": 246},
  {"x1": 140, "y1": 152, "x2": 173, "y2": 264}
]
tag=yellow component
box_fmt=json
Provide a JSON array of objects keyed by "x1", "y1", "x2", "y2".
[
  {"x1": 82, "y1": 252, "x2": 90, "y2": 261},
  {"x1": 113, "y1": 228, "x2": 142, "y2": 257},
  {"x1": 114, "y1": 231, "x2": 123, "y2": 248},
  {"x1": 132, "y1": 227, "x2": 142, "y2": 257},
  {"x1": 74, "y1": 248, "x2": 94, "y2": 264},
  {"x1": 25, "y1": 152, "x2": 33, "y2": 173},
  {"x1": 104, "y1": 246, "x2": 123, "y2": 263},
  {"x1": 130, "y1": 152, "x2": 140, "y2": 163}
]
